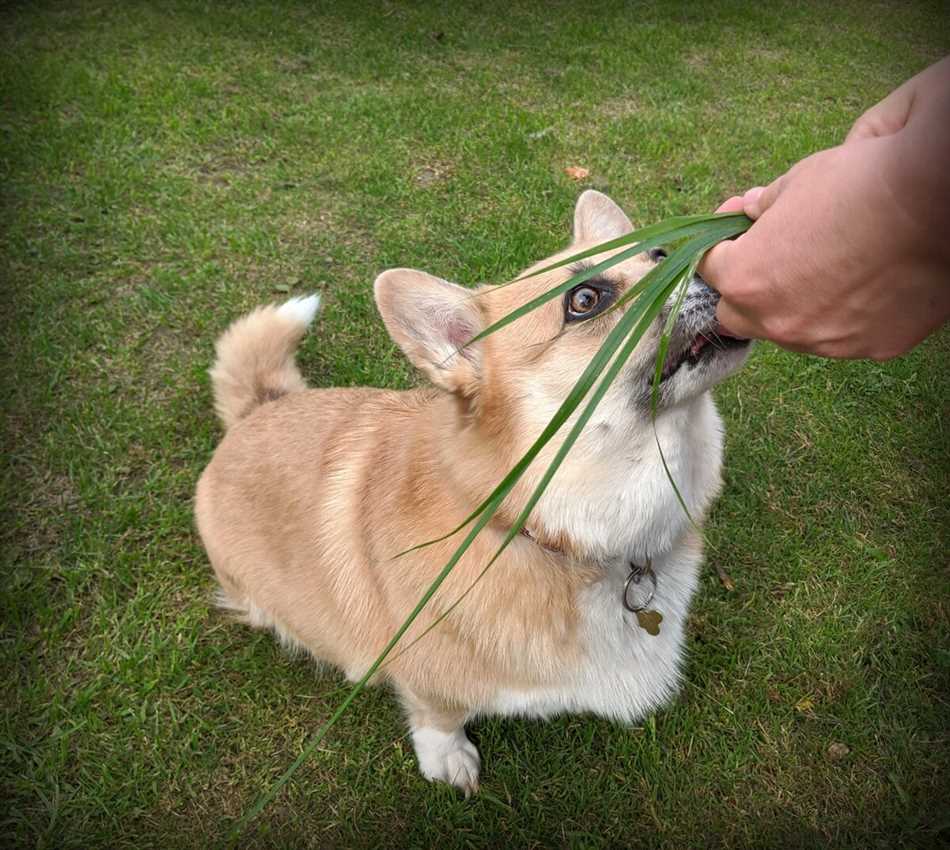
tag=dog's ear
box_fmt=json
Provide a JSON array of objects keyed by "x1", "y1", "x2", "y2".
[
  {"x1": 573, "y1": 190, "x2": 634, "y2": 243},
  {"x1": 374, "y1": 268, "x2": 482, "y2": 395}
]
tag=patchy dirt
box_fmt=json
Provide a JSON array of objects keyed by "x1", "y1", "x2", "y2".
[{"x1": 414, "y1": 161, "x2": 453, "y2": 187}]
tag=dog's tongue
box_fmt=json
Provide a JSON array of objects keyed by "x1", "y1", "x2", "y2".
[{"x1": 689, "y1": 322, "x2": 750, "y2": 357}]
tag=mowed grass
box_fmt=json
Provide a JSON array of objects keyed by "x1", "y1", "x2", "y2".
[{"x1": 2, "y1": 1, "x2": 949, "y2": 847}]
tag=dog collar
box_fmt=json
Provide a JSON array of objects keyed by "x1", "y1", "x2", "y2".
[
  {"x1": 520, "y1": 527, "x2": 664, "y2": 636},
  {"x1": 517, "y1": 525, "x2": 561, "y2": 554}
]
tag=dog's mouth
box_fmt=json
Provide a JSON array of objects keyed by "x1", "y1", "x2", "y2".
[{"x1": 659, "y1": 322, "x2": 750, "y2": 382}]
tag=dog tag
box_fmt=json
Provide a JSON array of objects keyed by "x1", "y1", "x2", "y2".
[
  {"x1": 623, "y1": 559, "x2": 662, "y2": 635},
  {"x1": 635, "y1": 609, "x2": 663, "y2": 636}
]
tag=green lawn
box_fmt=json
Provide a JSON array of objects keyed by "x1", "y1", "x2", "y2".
[{"x1": 2, "y1": 1, "x2": 948, "y2": 847}]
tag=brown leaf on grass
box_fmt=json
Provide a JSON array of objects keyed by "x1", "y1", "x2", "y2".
[
  {"x1": 564, "y1": 165, "x2": 590, "y2": 181},
  {"x1": 827, "y1": 742, "x2": 850, "y2": 761},
  {"x1": 714, "y1": 562, "x2": 735, "y2": 591}
]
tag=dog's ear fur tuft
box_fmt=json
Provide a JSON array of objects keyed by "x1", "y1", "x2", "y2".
[
  {"x1": 573, "y1": 190, "x2": 634, "y2": 244},
  {"x1": 374, "y1": 269, "x2": 483, "y2": 395}
]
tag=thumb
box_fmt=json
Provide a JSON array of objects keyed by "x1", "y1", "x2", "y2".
[
  {"x1": 697, "y1": 177, "x2": 786, "y2": 336},
  {"x1": 697, "y1": 236, "x2": 738, "y2": 297},
  {"x1": 698, "y1": 238, "x2": 760, "y2": 339},
  {"x1": 743, "y1": 173, "x2": 785, "y2": 219},
  {"x1": 699, "y1": 187, "x2": 757, "y2": 286},
  {"x1": 698, "y1": 176, "x2": 783, "y2": 291},
  {"x1": 713, "y1": 195, "x2": 746, "y2": 214}
]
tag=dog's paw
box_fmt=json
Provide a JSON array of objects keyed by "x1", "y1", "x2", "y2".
[{"x1": 411, "y1": 726, "x2": 481, "y2": 797}]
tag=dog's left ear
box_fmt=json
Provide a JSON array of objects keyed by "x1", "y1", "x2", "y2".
[
  {"x1": 573, "y1": 190, "x2": 634, "y2": 243},
  {"x1": 374, "y1": 268, "x2": 482, "y2": 395}
]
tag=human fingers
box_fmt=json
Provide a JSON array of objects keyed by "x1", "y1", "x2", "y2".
[
  {"x1": 742, "y1": 180, "x2": 780, "y2": 219},
  {"x1": 713, "y1": 195, "x2": 745, "y2": 213},
  {"x1": 697, "y1": 239, "x2": 763, "y2": 340},
  {"x1": 842, "y1": 56, "x2": 950, "y2": 144}
]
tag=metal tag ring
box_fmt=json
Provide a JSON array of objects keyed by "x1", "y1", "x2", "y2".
[{"x1": 623, "y1": 564, "x2": 656, "y2": 613}]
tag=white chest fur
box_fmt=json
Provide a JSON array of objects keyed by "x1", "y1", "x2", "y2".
[
  {"x1": 481, "y1": 395, "x2": 721, "y2": 723},
  {"x1": 482, "y1": 543, "x2": 701, "y2": 722}
]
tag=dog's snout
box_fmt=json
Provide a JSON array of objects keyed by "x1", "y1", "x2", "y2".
[
  {"x1": 686, "y1": 274, "x2": 720, "y2": 307},
  {"x1": 670, "y1": 274, "x2": 720, "y2": 335}
]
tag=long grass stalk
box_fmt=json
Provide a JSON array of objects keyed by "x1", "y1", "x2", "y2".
[{"x1": 383, "y1": 226, "x2": 742, "y2": 665}]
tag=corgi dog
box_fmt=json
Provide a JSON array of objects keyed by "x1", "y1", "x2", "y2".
[{"x1": 195, "y1": 190, "x2": 750, "y2": 794}]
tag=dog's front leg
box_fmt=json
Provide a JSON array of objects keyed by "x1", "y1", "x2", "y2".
[{"x1": 398, "y1": 689, "x2": 480, "y2": 796}]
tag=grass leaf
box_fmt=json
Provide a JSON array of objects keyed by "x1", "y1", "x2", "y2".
[
  {"x1": 512, "y1": 212, "x2": 749, "y2": 281},
  {"x1": 384, "y1": 241, "x2": 700, "y2": 663},
  {"x1": 462, "y1": 214, "x2": 749, "y2": 351}
]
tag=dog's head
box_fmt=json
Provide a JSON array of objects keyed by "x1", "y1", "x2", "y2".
[{"x1": 375, "y1": 190, "x2": 750, "y2": 451}]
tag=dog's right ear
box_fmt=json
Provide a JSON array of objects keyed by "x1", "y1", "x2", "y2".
[
  {"x1": 374, "y1": 269, "x2": 483, "y2": 395},
  {"x1": 573, "y1": 189, "x2": 634, "y2": 244}
]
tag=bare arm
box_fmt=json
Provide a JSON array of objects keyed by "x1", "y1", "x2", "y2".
[{"x1": 699, "y1": 57, "x2": 950, "y2": 360}]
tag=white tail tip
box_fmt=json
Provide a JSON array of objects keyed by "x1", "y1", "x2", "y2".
[{"x1": 277, "y1": 294, "x2": 321, "y2": 327}]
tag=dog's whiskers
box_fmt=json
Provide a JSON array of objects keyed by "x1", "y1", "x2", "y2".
[{"x1": 699, "y1": 329, "x2": 726, "y2": 351}]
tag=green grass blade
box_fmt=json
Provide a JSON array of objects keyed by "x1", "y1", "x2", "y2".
[
  {"x1": 463, "y1": 215, "x2": 749, "y2": 350},
  {"x1": 462, "y1": 241, "x2": 645, "y2": 348},
  {"x1": 650, "y1": 252, "x2": 712, "y2": 527},
  {"x1": 384, "y1": 237, "x2": 717, "y2": 661},
  {"x1": 413, "y1": 216, "x2": 752, "y2": 555},
  {"x1": 479, "y1": 225, "x2": 747, "y2": 588},
  {"x1": 651, "y1": 265, "x2": 693, "y2": 411},
  {"x1": 512, "y1": 212, "x2": 750, "y2": 281},
  {"x1": 397, "y1": 222, "x2": 730, "y2": 558},
  {"x1": 473, "y1": 216, "x2": 722, "y2": 301}
]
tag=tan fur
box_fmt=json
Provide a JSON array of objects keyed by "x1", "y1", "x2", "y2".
[
  {"x1": 196, "y1": 191, "x2": 746, "y2": 793},
  {"x1": 208, "y1": 304, "x2": 310, "y2": 429},
  {"x1": 197, "y1": 387, "x2": 594, "y2": 698}
]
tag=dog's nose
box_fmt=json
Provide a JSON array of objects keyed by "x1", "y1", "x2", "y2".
[{"x1": 686, "y1": 273, "x2": 720, "y2": 308}]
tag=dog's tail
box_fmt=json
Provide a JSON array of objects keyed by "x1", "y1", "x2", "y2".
[{"x1": 209, "y1": 295, "x2": 321, "y2": 430}]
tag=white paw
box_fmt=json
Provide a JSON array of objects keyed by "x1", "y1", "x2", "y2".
[{"x1": 411, "y1": 726, "x2": 481, "y2": 797}]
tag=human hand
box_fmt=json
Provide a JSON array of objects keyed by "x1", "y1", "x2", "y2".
[{"x1": 699, "y1": 57, "x2": 950, "y2": 360}]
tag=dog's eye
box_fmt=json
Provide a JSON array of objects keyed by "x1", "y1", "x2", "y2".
[
  {"x1": 649, "y1": 247, "x2": 668, "y2": 262},
  {"x1": 565, "y1": 282, "x2": 613, "y2": 322},
  {"x1": 570, "y1": 287, "x2": 600, "y2": 314}
]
